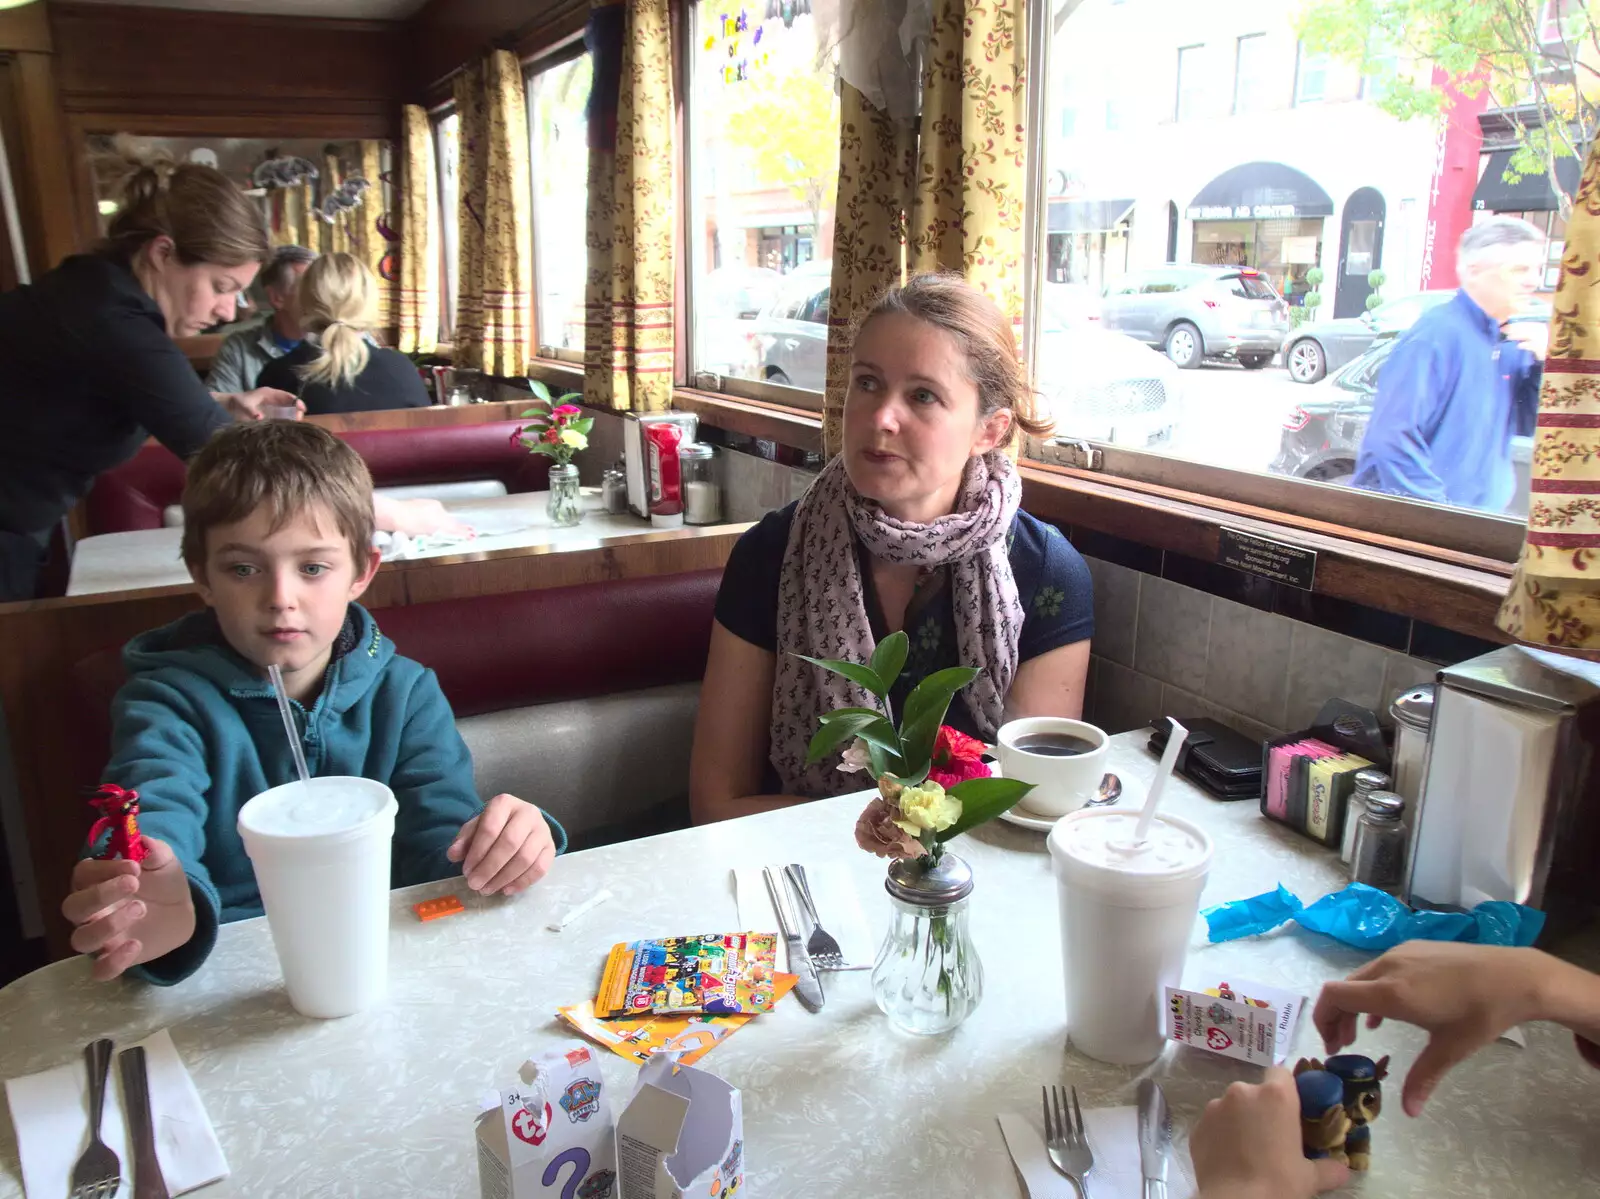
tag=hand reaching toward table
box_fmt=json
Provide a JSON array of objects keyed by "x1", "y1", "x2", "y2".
[
  {"x1": 373, "y1": 494, "x2": 474, "y2": 539},
  {"x1": 1313, "y1": 942, "x2": 1600, "y2": 1116},
  {"x1": 1191, "y1": 1067, "x2": 1349, "y2": 1199},
  {"x1": 447, "y1": 793, "x2": 557, "y2": 896},
  {"x1": 62, "y1": 837, "x2": 196, "y2": 980},
  {"x1": 217, "y1": 386, "x2": 303, "y2": 421}
]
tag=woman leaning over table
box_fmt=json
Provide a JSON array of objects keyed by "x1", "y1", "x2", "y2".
[{"x1": 690, "y1": 273, "x2": 1094, "y2": 824}]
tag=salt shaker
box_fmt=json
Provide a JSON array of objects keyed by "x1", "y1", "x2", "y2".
[
  {"x1": 1341, "y1": 768, "x2": 1391, "y2": 866},
  {"x1": 1350, "y1": 791, "x2": 1407, "y2": 893},
  {"x1": 678, "y1": 442, "x2": 721, "y2": 525},
  {"x1": 601, "y1": 461, "x2": 628, "y2": 515}
]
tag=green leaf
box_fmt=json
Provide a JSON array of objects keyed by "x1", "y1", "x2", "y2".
[
  {"x1": 897, "y1": 708, "x2": 944, "y2": 778},
  {"x1": 868, "y1": 632, "x2": 909, "y2": 693},
  {"x1": 819, "y1": 706, "x2": 883, "y2": 723},
  {"x1": 793, "y1": 653, "x2": 886, "y2": 699},
  {"x1": 526, "y1": 379, "x2": 553, "y2": 402},
  {"x1": 901, "y1": 666, "x2": 980, "y2": 733},
  {"x1": 867, "y1": 741, "x2": 891, "y2": 778},
  {"x1": 520, "y1": 407, "x2": 552, "y2": 421},
  {"x1": 939, "y1": 777, "x2": 1037, "y2": 841},
  {"x1": 804, "y1": 711, "x2": 881, "y2": 766},
  {"x1": 572, "y1": 417, "x2": 595, "y2": 436}
]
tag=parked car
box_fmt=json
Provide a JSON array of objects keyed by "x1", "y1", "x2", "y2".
[
  {"x1": 1099, "y1": 265, "x2": 1289, "y2": 370},
  {"x1": 696, "y1": 265, "x2": 784, "y2": 380},
  {"x1": 748, "y1": 262, "x2": 832, "y2": 390},
  {"x1": 1035, "y1": 323, "x2": 1180, "y2": 448},
  {"x1": 1280, "y1": 291, "x2": 1454, "y2": 384},
  {"x1": 1270, "y1": 330, "x2": 1534, "y2": 515}
]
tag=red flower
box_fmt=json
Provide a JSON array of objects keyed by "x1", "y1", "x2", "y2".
[
  {"x1": 508, "y1": 426, "x2": 524, "y2": 448},
  {"x1": 553, "y1": 403, "x2": 582, "y2": 417},
  {"x1": 928, "y1": 725, "x2": 990, "y2": 790},
  {"x1": 542, "y1": 427, "x2": 561, "y2": 444}
]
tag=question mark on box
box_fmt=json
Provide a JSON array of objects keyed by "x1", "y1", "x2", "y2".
[{"x1": 543, "y1": 1147, "x2": 591, "y2": 1199}]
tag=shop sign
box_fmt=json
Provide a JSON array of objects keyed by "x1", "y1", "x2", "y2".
[{"x1": 1186, "y1": 203, "x2": 1303, "y2": 220}]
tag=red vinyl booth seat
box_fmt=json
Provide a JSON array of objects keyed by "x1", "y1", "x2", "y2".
[{"x1": 84, "y1": 419, "x2": 553, "y2": 536}]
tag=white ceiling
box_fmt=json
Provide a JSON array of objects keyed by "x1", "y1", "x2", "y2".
[{"x1": 66, "y1": 0, "x2": 428, "y2": 18}]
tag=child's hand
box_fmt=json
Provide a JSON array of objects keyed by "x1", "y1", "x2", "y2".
[
  {"x1": 447, "y1": 794, "x2": 557, "y2": 896},
  {"x1": 61, "y1": 838, "x2": 196, "y2": 981}
]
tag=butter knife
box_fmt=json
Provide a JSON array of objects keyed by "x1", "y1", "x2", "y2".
[
  {"x1": 1137, "y1": 1077, "x2": 1172, "y2": 1199},
  {"x1": 763, "y1": 865, "x2": 824, "y2": 1012},
  {"x1": 119, "y1": 1046, "x2": 171, "y2": 1199}
]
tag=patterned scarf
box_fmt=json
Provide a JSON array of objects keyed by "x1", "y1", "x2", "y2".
[{"x1": 770, "y1": 451, "x2": 1025, "y2": 797}]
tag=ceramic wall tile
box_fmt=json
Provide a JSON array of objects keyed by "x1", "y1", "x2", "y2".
[
  {"x1": 1159, "y1": 684, "x2": 1280, "y2": 747},
  {"x1": 1083, "y1": 555, "x2": 1139, "y2": 667},
  {"x1": 1203, "y1": 598, "x2": 1293, "y2": 729},
  {"x1": 1095, "y1": 659, "x2": 1163, "y2": 736},
  {"x1": 1284, "y1": 623, "x2": 1389, "y2": 733},
  {"x1": 1135, "y1": 576, "x2": 1211, "y2": 693}
]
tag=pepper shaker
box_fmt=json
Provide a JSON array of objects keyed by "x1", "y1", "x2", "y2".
[{"x1": 1351, "y1": 791, "x2": 1407, "y2": 893}]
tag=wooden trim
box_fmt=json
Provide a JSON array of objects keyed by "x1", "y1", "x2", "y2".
[
  {"x1": 65, "y1": 108, "x2": 400, "y2": 140},
  {"x1": 12, "y1": 51, "x2": 84, "y2": 267},
  {"x1": 0, "y1": 4, "x2": 50, "y2": 53},
  {"x1": 674, "y1": 390, "x2": 824, "y2": 454}
]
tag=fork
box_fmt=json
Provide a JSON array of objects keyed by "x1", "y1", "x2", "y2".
[
  {"x1": 783, "y1": 864, "x2": 844, "y2": 970},
  {"x1": 1042, "y1": 1083, "x2": 1095, "y2": 1197},
  {"x1": 70, "y1": 1037, "x2": 121, "y2": 1199}
]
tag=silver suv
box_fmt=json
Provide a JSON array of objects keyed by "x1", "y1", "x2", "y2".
[{"x1": 1100, "y1": 265, "x2": 1289, "y2": 370}]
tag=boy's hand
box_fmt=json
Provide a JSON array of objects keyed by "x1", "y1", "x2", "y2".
[
  {"x1": 447, "y1": 794, "x2": 556, "y2": 896},
  {"x1": 61, "y1": 838, "x2": 196, "y2": 981},
  {"x1": 1191, "y1": 1067, "x2": 1349, "y2": 1199}
]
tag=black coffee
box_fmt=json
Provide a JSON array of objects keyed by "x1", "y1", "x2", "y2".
[{"x1": 1012, "y1": 733, "x2": 1097, "y2": 757}]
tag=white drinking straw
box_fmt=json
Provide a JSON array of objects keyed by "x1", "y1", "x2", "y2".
[
  {"x1": 266, "y1": 664, "x2": 313, "y2": 789},
  {"x1": 547, "y1": 888, "x2": 614, "y2": 932},
  {"x1": 1134, "y1": 717, "x2": 1188, "y2": 845}
]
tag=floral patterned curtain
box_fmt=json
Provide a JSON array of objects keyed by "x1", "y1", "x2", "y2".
[
  {"x1": 321, "y1": 149, "x2": 352, "y2": 256},
  {"x1": 822, "y1": 0, "x2": 1030, "y2": 456},
  {"x1": 1497, "y1": 143, "x2": 1600, "y2": 649},
  {"x1": 397, "y1": 106, "x2": 439, "y2": 354},
  {"x1": 583, "y1": 0, "x2": 675, "y2": 413},
  {"x1": 453, "y1": 51, "x2": 536, "y2": 375}
]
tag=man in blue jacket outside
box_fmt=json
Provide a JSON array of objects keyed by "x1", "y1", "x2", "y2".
[{"x1": 1352, "y1": 218, "x2": 1547, "y2": 512}]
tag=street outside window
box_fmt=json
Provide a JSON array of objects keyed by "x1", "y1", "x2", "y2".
[
  {"x1": 527, "y1": 52, "x2": 594, "y2": 358},
  {"x1": 434, "y1": 112, "x2": 460, "y2": 342}
]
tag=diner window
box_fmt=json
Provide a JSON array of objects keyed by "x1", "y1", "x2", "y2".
[
  {"x1": 1232, "y1": 33, "x2": 1269, "y2": 114},
  {"x1": 527, "y1": 50, "x2": 594, "y2": 360},
  {"x1": 434, "y1": 111, "x2": 460, "y2": 341},
  {"x1": 1029, "y1": 0, "x2": 1546, "y2": 562},
  {"x1": 687, "y1": 3, "x2": 839, "y2": 403}
]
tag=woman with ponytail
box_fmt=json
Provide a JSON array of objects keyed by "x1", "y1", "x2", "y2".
[
  {"x1": 0, "y1": 137, "x2": 301, "y2": 600},
  {"x1": 256, "y1": 252, "x2": 430, "y2": 416}
]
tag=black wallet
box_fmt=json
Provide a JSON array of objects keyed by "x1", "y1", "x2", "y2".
[{"x1": 1147, "y1": 717, "x2": 1263, "y2": 800}]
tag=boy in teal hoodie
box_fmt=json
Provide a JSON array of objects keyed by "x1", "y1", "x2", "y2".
[{"x1": 62, "y1": 422, "x2": 566, "y2": 985}]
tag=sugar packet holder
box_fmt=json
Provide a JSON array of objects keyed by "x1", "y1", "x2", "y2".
[
  {"x1": 1166, "y1": 976, "x2": 1307, "y2": 1065},
  {"x1": 1260, "y1": 699, "x2": 1388, "y2": 848}
]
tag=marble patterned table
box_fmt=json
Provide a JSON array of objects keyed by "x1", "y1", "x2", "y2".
[
  {"x1": 2, "y1": 732, "x2": 1597, "y2": 1197},
  {"x1": 65, "y1": 490, "x2": 657, "y2": 596}
]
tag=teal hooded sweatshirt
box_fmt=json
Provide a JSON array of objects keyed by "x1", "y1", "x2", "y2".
[{"x1": 101, "y1": 603, "x2": 566, "y2": 985}]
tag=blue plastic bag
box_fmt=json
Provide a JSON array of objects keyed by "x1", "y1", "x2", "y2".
[{"x1": 1202, "y1": 882, "x2": 1546, "y2": 951}]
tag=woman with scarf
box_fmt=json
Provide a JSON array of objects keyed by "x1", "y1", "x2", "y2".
[{"x1": 690, "y1": 273, "x2": 1094, "y2": 823}]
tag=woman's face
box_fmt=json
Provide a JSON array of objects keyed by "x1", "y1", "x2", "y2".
[
  {"x1": 137, "y1": 237, "x2": 259, "y2": 338},
  {"x1": 843, "y1": 311, "x2": 1011, "y2": 522}
]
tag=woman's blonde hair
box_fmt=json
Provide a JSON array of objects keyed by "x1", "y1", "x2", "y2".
[
  {"x1": 296, "y1": 252, "x2": 377, "y2": 390},
  {"x1": 96, "y1": 134, "x2": 269, "y2": 268},
  {"x1": 855, "y1": 272, "x2": 1054, "y2": 446}
]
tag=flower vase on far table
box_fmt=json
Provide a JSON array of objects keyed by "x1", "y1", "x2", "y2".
[
  {"x1": 547, "y1": 462, "x2": 582, "y2": 528},
  {"x1": 871, "y1": 852, "x2": 983, "y2": 1035}
]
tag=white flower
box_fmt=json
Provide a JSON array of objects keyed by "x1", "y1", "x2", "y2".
[
  {"x1": 559, "y1": 427, "x2": 588, "y2": 449},
  {"x1": 838, "y1": 737, "x2": 872, "y2": 774}
]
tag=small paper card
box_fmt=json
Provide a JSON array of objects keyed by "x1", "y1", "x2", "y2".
[{"x1": 1165, "y1": 977, "x2": 1307, "y2": 1065}]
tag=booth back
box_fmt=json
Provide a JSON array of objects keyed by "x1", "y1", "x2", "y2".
[{"x1": 85, "y1": 419, "x2": 552, "y2": 535}]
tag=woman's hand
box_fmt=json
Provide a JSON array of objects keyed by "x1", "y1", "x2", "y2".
[
  {"x1": 372, "y1": 495, "x2": 473, "y2": 538},
  {"x1": 216, "y1": 387, "x2": 303, "y2": 421}
]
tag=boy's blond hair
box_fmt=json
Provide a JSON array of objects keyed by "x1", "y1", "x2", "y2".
[{"x1": 181, "y1": 422, "x2": 374, "y2": 571}]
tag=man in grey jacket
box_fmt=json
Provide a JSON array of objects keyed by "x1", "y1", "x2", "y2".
[{"x1": 206, "y1": 245, "x2": 316, "y2": 394}]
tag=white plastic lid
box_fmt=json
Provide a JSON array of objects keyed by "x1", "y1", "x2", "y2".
[
  {"x1": 1048, "y1": 809, "x2": 1213, "y2": 906},
  {"x1": 650, "y1": 510, "x2": 684, "y2": 529},
  {"x1": 238, "y1": 777, "x2": 396, "y2": 846}
]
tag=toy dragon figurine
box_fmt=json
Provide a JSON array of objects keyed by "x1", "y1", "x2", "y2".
[{"x1": 86, "y1": 783, "x2": 147, "y2": 863}]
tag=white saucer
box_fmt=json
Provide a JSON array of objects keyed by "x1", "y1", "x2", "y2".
[{"x1": 998, "y1": 805, "x2": 1062, "y2": 832}]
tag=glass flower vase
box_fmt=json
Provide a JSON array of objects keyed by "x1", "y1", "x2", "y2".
[
  {"x1": 547, "y1": 462, "x2": 582, "y2": 527},
  {"x1": 870, "y1": 852, "x2": 983, "y2": 1035}
]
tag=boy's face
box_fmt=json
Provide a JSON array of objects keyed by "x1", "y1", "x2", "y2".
[{"x1": 191, "y1": 502, "x2": 380, "y2": 701}]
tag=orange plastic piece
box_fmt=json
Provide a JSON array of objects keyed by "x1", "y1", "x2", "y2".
[{"x1": 412, "y1": 895, "x2": 465, "y2": 922}]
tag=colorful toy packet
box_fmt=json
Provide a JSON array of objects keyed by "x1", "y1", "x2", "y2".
[
  {"x1": 558, "y1": 971, "x2": 798, "y2": 1068},
  {"x1": 596, "y1": 933, "x2": 781, "y2": 1018}
]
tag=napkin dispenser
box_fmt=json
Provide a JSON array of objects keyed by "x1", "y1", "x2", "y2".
[
  {"x1": 623, "y1": 412, "x2": 698, "y2": 518},
  {"x1": 1404, "y1": 646, "x2": 1600, "y2": 936}
]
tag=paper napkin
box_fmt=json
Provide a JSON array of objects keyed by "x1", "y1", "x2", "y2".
[
  {"x1": 5, "y1": 1028, "x2": 229, "y2": 1199},
  {"x1": 732, "y1": 864, "x2": 875, "y2": 972},
  {"x1": 997, "y1": 1104, "x2": 1195, "y2": 1199}
]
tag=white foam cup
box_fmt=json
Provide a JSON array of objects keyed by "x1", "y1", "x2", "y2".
[
  {"x1": 237, "y1": 777, "x2": 398, "y2": 1019},
  {"x1": 1047, "y1": 808, "x2": 1213, "y2": 1064},
  {"x1": 996, "y1": 717, "x2": 1110, "y2": 818}
]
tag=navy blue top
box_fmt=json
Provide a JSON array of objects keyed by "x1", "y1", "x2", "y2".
[
  {"x1": 1352, "y1": 289, "x2": 1540, "y2": 512},
  {"x1": 715, "y1": 503, "x2": 1094, "y2": 781}
]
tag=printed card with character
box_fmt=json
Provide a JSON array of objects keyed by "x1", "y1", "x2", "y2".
[{"x1": 1165, "y1": 977, "x2": 1308, "y2": 1065}]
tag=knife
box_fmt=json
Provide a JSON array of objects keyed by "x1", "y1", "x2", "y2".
[
  {"x1": 119, "y1": 1046, "x2": 172, "y2": 1199},
  {"x1": 763, "y1": 865, "x2": 824, "y2": 1012},
  {"x1": 1137, "y1": 1078, "x2": 1172, "y2": 1199}
]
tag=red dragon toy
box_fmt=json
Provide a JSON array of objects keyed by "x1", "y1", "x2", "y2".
[{"x1": 86, "y1": 784, "x2": 148, "y2": 863}]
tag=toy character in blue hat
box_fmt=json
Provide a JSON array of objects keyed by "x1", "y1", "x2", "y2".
[
  {"x1": 1292, "y1": 1061, "x2": 1351, "y2": 1164},
  {"x1": 1326, "y1": 1053, "x2": 1390, "y2": 1170}
]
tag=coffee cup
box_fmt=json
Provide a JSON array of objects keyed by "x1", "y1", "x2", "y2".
[
  {"x1": 237, "y1": 776, "x2": 397, "y2": 1019},
  {"x1": 995, "y1": 717, "x2": 1111, "y2": 818}
]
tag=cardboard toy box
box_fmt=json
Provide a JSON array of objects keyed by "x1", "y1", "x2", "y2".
[
  {"x1": 615, "y1": 1056, "x2": 743, "y2": 1199},
  {"x1": 476, "y1": 1043, "x2": 618, "y2": 1199},
  {"x1": 1165, "y1": 977, "x2": 1307, "y2": 1066}
]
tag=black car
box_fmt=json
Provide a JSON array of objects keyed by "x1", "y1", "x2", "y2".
[{"x1": 1270, "y1": 331, "x2": 1534, "y2": 514}]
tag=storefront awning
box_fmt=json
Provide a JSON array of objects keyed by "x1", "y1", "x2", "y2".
[
  {"x1": 1048, "y1": 198, "x2": 1135, "y2": 233},
  {"x1": 1186, "y1": 162, "x2": 1334, "y2": 221},
  {"x1": 1472, "y1": 149, "x2": 1582, "y2": 213}
]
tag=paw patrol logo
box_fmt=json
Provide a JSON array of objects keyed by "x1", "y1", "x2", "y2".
[{"x1": 561, "y1": 1079, "x2": 603, "y2": 1123}]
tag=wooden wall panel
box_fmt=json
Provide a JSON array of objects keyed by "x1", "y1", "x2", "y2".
[{"x1": 409, "y1": 0, "x2": 586, "y2": 97}]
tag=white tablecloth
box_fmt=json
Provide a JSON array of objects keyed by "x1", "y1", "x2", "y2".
[
  {"x1": 3, "y1": 732, "x2": 1597, "y2": 1196},
  {"x1": 66, "y1": 491, "x2": 653, "y2": 596}
]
